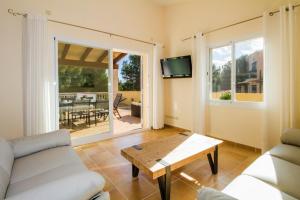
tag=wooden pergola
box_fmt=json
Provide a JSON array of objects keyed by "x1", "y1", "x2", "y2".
[{"x1": 58, "y1": 42, "x2": 127, "y2": 69}]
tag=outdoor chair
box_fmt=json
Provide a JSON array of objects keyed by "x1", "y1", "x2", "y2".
[
  {"x1": 92, "y1": 101, "x2": 109, "y2": 125},
  {"x1": 113, "y1": 93, "x2": 126, "y2": 118},
  {"x1": 69, "y1": 100, "x2": 91, "y2": 127}
]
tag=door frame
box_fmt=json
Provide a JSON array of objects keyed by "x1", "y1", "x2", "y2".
[
  {"x1": 112, "y1": 48, "x2": 145, "y2": 136},
  {"x1": 53, "y1": 36, "x2": 114, "y2": 146},
  {"x1": 52, "y1": 34, "x2": 152, "y2": 146}
]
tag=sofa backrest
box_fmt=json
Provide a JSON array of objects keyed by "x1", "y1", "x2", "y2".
[
  {"x1": 10, "y1": 129, "x2": 71, "y2": 159},
  {"x1": 0, "y1": 139, "x2": 14, "y2": 199}
]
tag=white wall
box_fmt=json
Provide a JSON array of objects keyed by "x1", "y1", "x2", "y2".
[
  {"x1": 0, "y1": 0, "x2": 165, "y2": 139},
  {"x1": 163, "y1": 0, "x2": 300, "y2": 148},
  {"x1": 205, "y1": 19, "x2": 265, "y2": 148},
  {"x1": 1, "y1": 0, "x2": 299, "y2": 148},
  {"x1": 295, "y1": 8, "x2": 300, "y2": 128}
]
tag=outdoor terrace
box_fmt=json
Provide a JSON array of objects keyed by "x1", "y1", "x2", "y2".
[{"x1": 59, "y1": 92, "x2": 141, "y2": 138}]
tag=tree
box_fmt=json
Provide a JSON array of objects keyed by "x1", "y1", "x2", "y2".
[
  {"x1": 236, "y1": 55, "x2": 249, "y2": 83},
  {"x1": 119, "y1": 55, "x2": 141, "y2": 91},
  {"x1": 59, "y1": 65, "x2": 108, "y2": 93},
  {"x1": 220, "y1": 61, "x2": 231, "y2": 91},
  {"x1": 212, "y1": 64, "x2": 221, "y2": 92}
]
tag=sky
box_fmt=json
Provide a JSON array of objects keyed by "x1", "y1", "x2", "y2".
[
  {"x1": 117, "y1": 38, "x2": 264, "y2": 80},
  {"x1": 117, "y1": 54, "x2": 130, "y2": 83},
  {"x1": 212, "y1": 37, "x2": 263, "y2": 69}
]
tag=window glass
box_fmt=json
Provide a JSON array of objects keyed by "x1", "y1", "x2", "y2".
[
  {"x1": 211, "y1": 45, "x2": 232, "y2": 100},
  {"x1": 235, "y1": 38, "x2": 264, "y2": 102}
]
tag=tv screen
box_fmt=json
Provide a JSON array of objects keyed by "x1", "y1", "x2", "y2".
[{"x1": 160, "y1": 55, "x2": 192, "y2": 78}]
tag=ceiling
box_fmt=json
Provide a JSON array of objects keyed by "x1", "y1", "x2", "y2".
[
  {"x1": 150, "y1": 0, "x2": 196, "y2": 6},
  {"x1": 58, "y1": 42, "x2": 127, "y2": 69}
]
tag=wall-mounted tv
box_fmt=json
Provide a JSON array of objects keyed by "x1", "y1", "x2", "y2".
[{"x1": 160, "y1": 55, "x2": 192, "y2": 78}]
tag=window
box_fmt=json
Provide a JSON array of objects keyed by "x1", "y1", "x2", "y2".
[
  {"x1": 210, "y1": 37, "x2": 264, "y2": 102},
  {"x1": 251, "y1": 85, "x2": 257, "y2": 93},
  {"x1": 211, "y1": 45, "x2": 232, "y2": 100}
]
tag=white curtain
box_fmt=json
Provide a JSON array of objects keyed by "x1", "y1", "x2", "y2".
[
  {"x1": 192, "y1": 33, "x2": 208, "y2": 134},
  {"x1": 23, "y1": 14, "x2": 52, "y2": 136},
  {"x1": 152, "y1": 43, "x2": 164, "y2": 129},
  {"x1": 262, "y1": 4, "x2": 295, "y2": 151}
]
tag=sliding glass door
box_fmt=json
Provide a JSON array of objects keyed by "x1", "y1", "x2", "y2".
[
  {"x1": 112, "y1": 51, "x2": 143, "y2": 136},
  {"x1": 56, "y1": 40, "x2": 112, "y2": 144}
]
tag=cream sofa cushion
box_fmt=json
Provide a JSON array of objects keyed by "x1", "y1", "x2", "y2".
[
  {"x1": 198, "y1": 129, "x2": 300, "y2": 200},
  {"x1": 0, "y1": 139, "x2": 14, "y2": 199},
  {"x1": 10, "y1": 129, "x2": 70, "y2": 159},
  {"x1": 0, "y1": 139, "x2": 14, "y2": 174},
  {"x1": 5, "y1": 171, "x2": 106, "y2": 200},
  {"x1": 9, "y1": 146, "x2": 82, "y2": 184},
  {"x1": 6, "y1": 146, "x2": 105, "y2": 199},
  {"x1": 1, "y1": 130, "x2": 108, "y2": 200},
  {"x1": 269, "y1": 144, "x2": 300, "y2": 166},
  {"x1": 223, "y1": 175, "x2": 297, "y2": 200},
  {"x1": 0, "y1": 167, "x2": 10, "y2": 200},
  {"x1": 242, "y1": 154, "x2": 300, "y2": 199},
  {"x1": 281, "y1": 128, "x2": 300, "y2": 147}
]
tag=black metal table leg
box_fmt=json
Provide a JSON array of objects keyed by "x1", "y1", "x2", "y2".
[
  {"x1": 132, "y1": 164, "x2": 139, "y2": 177},
  {"x1": 89, "y1": 111, "x2": 91, "y2": 127},
  {"x1": 95, "y1": 110, "x2": 97, "y2": 126},
  {"x1": 67, "y1": 110, "x2": 70, "y2": 125},
  {"x1": 157, "y1": 165, "x2": 171, "y2": 200},
  {"x1": 207, "y1": 145, "x2": 218, "y2": 174}
]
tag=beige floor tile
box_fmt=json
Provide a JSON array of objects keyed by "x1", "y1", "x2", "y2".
[{"x1": 76, "y1": 127, "x2": 260, "y2": 200}]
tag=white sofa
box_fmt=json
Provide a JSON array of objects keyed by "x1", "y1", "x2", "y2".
[
  {"x1": 198, "y1": 129, "x2": 300, "y2": 200},
  {"x1": 0, "y1": 129, "x2": 109, "y2": 200}
]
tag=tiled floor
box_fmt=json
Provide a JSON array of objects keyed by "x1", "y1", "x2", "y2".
[{"x1": 74, "y1": 127, "x2": 260, "y2": 200}]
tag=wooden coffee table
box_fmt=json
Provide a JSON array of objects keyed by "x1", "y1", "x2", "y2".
[{"x1": 121, "y1": 132, "x2": 223, "y2": 200}]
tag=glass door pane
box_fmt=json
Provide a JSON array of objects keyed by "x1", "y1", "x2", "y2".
[
  {"x1": 112, "y1": 52, "x2": 143, "y2": 135},
  {"x1": 57, "y1": 41, "x2": 111, "y2": 140}
]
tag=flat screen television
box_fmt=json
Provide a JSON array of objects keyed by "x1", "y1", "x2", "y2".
[{"x1": 160, "y1": 55, "x2": 192, "y2": 78}]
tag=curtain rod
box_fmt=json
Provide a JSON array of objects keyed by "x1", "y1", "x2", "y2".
[
  {"x1": 182, "y1": 3, "x2": 300, "y2": 41},
  {"x1": 7, "y1": 9, "x2": 156, "y2": 46}
]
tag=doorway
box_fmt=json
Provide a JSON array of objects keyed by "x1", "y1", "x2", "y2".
[
  {"x1": 56, "y1": 40, "x2": 113, "y2": 144},
  {"x1": 55, "y1": 39, "x2": 146, "y2": 145},
  {"x1": 112, "y1": 51, "x2": 143, "y2": 135}
]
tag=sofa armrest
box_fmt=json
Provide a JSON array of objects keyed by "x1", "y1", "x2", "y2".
[
  {"x1": 5, "y1": 171, "x2": 107, "y2": 200},
  {"x1": 281, "y1": 128, "x2": 300, "y2": 147},
  {"x1": 10, "y1": 129, "x2": 71, "y2": 158},
  {"x1": 198, "y1": 187, "x2": 237, "y2": 200}
]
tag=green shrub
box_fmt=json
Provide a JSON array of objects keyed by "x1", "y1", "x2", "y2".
[{"x1": 220, "y1": 91, "x2": 231, "y2": 100}]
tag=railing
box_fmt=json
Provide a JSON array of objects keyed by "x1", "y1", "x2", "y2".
[
  {"x1": 59, "y1": 92, "x2": 108, "y2": 101},
  {"x1": 59, "y1": 91, "x2": 141, "y2": 105}
]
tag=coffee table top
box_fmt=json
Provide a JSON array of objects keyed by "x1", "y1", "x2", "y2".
[{"x1": 121, "y1": 132, "x2": 223, "y2": 179}]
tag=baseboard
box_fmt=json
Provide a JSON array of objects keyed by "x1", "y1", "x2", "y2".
[
  {"x1": 223, "y1": 140, "x2": 262, "y2": 153},
  {"x1": 206, "y1": 134, "x2": 262, "y2": 153},
  {"x1": 163, "y1": 124, "x2": 189, "y2": 131},
  {"x1": 162, "y1": 125, "x2": 261, "y2": 153},
  {"x1": 163, "y1": 123, "x2": 190, "y2": 131}
]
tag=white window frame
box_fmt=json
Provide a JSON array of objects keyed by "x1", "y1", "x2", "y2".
[{"x1": 208, "y1": 37, "x2": 265, "y2": 108}]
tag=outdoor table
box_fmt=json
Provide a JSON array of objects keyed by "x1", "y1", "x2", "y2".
[{"x1": 59, "y1": 100, "x2": 109, "y2": 127}]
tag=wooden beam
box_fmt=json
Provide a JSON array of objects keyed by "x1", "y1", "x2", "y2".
[
  {"x1": 59, "y1": 59, "x2": 108, "y2": 68},
  {"x1": 113, "y1": 53, "x2": 127, "y2": 65},
  {"x1": 114, "y1": 64, "x2": 119, "y2": 69},
  {"x1": 61, "y1": 44, "x2": 70, "y2": 60},
  {"x1": 97, "y1": 51, "x2": 108, "y2": 63},
  {"x1": 80, "y1": 47, "x2": 93, "y2": 61}
]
